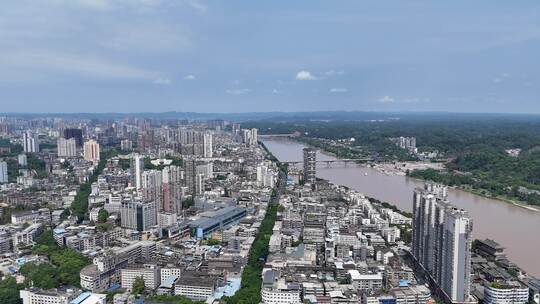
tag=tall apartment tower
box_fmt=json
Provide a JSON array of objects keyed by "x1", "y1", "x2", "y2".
[
  {"x1": 203, "y1": 132, "x2": 213, "y2": 158},
  {"x1": 83, "y1": 139, "x2": 100, "y2": 162},
  {"x1": 0, "y1": 161, "x2": 8, "y2": 184},
  {"x1": 23, "y1": 130, "x2": 39, "y2": 153},
  {"x1": 303, "y1": 147, "x2": 317, "y2": 184},
  {"x1": 131, "y1": 154, "x2": 144, "y2": 190},
  {"x1": 412, "y1": 183, "x2": 475, "y2": 304},
  {"x1": 57, "y1": 137, "x2": 77, "y2": 157}
]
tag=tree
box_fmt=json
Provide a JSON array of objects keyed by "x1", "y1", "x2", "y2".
[
  {"x1": 97, "y1": 209, "x2": 109, "y2": 223},
  {"x1": 132, "y1": 276, "x2": 145, "y2": 295},
  {"x1": 0, "y1": 276, "x2": 24, "y2": 304}
]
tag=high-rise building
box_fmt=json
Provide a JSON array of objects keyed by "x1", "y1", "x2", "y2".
[
  {"x1": 22, "y1": 130, "x2": 39, "y2": 153},
  {"x1": 120, "y1": 201, "x2": 157, "y2": 231},
  {"x1": 57, "y1": 137, "x2": 77, "y2": 157},
  {"x1": 120, "y1": 139, "x2": 132, "y2": 151},
  {"x1": 0, "y1": 161, "x2": 8, "y2": 184},
  {"x1": 303, "y1": 147, "x2": 316, "y2": 184},
  {"x1": 185, "y1": 158, "x2": 197, "y2": 195},
  {"x1": 203, "y1": 132, "x2": 213, "y2": 158},
  {"x1": 83, "y1": 139, "x2": 100, "y2": 162},
  {"x1": 241, "y1": 128, "x2": 258, "y2": 146},
  {"x1": 63, "y1": 128, "x2": 83, "y2": 147},
  {"x1": 18, "y1": 154, "x2": 27, "y2": 167},
  {"x1": 412, "y1": 183, "x2": 475, "y2": 304},
  {"x1": 131, "y1": 154, "x2": 144, "y2": 190}
]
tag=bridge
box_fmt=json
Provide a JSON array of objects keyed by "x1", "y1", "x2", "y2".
[
  {"x1": 282, "y1": 158, "x2": 374, "y2": 168},
  {"x1": 258, "y1": 133, "x2": 297, "y2": 138}
]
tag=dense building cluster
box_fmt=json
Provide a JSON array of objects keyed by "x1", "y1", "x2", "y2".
[{"x1": 0, "y1": 115, "x2": 538, "y2": 304}]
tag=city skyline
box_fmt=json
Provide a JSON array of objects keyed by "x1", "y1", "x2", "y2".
[{"x1": 1, "y1": 1, "x2": 540, "y2": 113}]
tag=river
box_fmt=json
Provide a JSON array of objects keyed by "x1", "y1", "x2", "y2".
[{"x1": 262, "y1": 138, "x2": 540, "y2": 277}]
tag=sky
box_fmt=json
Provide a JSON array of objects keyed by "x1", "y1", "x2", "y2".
[{"x1": 1, "y1": 0, "x2": 540, "y2": 113}]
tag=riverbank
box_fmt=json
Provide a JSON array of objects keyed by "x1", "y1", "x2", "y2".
[
  {"x1": 262, "y1": 137, "x2": 540, "y2": 278},
  {"x1": 293, "y1": 136, "x2": 540, "y2": 213}
]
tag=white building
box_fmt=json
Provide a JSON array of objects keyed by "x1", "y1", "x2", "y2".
[
  {"x1": 0, "y1": 161, "x2": 7, "y2": 184},
  {"x1": 261, "y1": 276, "x2": 301, "y2": 304},
  {"x1": 174, "y1": 276, "x2": 216, "y2": 301},
  {"x1": 23, "y1": 130, "x2": 39, "y2": 153},
  {"x1": 120, "y1": 265, "x2": 160, "y2": 291},
  {"x1": 18, "y1": 153, "x2": 28, "y2": 166},
  {"x1": 57, "y1": 137, "x2": 77, "y2": 157},
  {"x1": 484, "y1": 283, "x2": 529, "y2": 304},
  {"x1": 203, "y1": 132, "x2": 213, "y2": 158},
  {"x1": 20, "y1": 288, "x2": 80, "y2": 304}
]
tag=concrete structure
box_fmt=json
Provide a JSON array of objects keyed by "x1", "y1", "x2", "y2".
[
  {"x1": 120, "y1": 201, "x2": 157, "y2": 231},
  {"x1": 83, "y1": 139, "x2": 100, "y2": 162},
  {"x1": 174, "y1": 275, "x2": 217, "y2": 301},
  {"x1": 203, "y1": 132, "x2": 213, "y2": 158},
  {"x1": 0, "y1": 160, "x2": 7, "y2": 183},
  {"x1": 120, "y1": 264, "x2": 160, "y2": 291},
  {"x1": 188, "y1": 206, "x2": 247, "y2": 238},
  {"x1": 23, "y1": 130, "x2": 39, "y2": 153},
  {"x1": 484, "y1": 283, "x2": 529, "y2": 304},
  {"x1": 303, "y1": 147, "x2": 316, "y2": 184},
  {"x1": 412, "y1": 183, "x2": 475, "y2": 304},
  {"x1": 131, "y1": 154, "x2": 144, "y2": 191},
  {"x1": 64, "y1": 128, "x2": 83, "y2": 147},
  {"x1": 20, "y1": 288, "x2": 80, "y2": 304},
  {"x1": 57, "y1": 137, "x2": 77, "y2": 157}
]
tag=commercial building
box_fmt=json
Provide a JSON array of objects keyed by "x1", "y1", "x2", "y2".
[
  {"x1": 303, "y1": 147, "x2": 316, "y2": 184},
  {"x1": 189, "y1": 206, "x2": 247, "y2": 238},
  {"x1": 83, "y1": 139, "x2": 100, "y2": 162},
  {"x1": 120, "y1": 201, "x2": 157, "y2": 231},
  {"x1": 412, "y1": 183, "x2": 475, "y2": 304},
  {"x1": 64, "y1": 128, "x2": 83, "y2": 147}
]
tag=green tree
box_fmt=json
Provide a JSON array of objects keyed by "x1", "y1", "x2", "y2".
[
  {"x1": 97, "y1": 209, "x2": 109, "y2": 223},
  {"x1": 0, "y1": 276, "x2": 24, "y2": 304},
  {"x1": 132, "y1": 276, "x2": 146, "y2": 295}
]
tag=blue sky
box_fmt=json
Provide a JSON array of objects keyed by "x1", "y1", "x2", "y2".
[{"x1": 1, "y1": 0, "x2": 539, "y2": 113}]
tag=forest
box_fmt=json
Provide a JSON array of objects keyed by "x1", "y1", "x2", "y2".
[{"x1": 244, "y1": 114, "x2": 540, "y2": 206}]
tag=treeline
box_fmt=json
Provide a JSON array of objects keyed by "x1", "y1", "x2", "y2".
[
  {"x1": 71, "y1": 150, "x2": 112, "y2": 222},
  {"x1": 0, "y1": 230, "x2": 90, "y2": 304},
  {"x1": 246, "y1": 117, "x2": 540, "y2": 206},
  {"x1": 222, "y1": 203, "x2": 279, "y2": 304}
]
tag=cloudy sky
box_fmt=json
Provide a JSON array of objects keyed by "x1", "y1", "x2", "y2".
[{"x1": 1, "y1": 0, "x2": 539, "y2": 113}]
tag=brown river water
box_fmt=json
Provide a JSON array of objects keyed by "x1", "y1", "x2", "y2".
[{"x1": 263, "y1": 138, "x2": 540, "y2": 277}]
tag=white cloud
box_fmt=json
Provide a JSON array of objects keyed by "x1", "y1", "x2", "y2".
[
  {"x1": 225, "y1": 88, "x2": 251, "y2": 95},
  {"x1": 329, "y1": 88, "x2": 347, "y2": 93},
  {"x1": 272, "y1": 89, "x2": 280, "y2": 94},
  {"x1": 153, "y1": 78, "x2": 171, "y2": 85},
  {"x1": 493, "y1": 77, "x2": 502, "y2": 83},
  {"x1": 379, "y1": 96, "x2": 395, "y2": 103},
  {"x1": 295, "y1": 70, "x2": 316, "y2": 80},
  {"x1": 183, "y1": 74, "x2": 196, "y2": 80}
]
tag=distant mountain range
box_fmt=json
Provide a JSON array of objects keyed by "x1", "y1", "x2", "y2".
[{"x1": 1, "y1": 111, "x2": 539, "y2": 122}]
